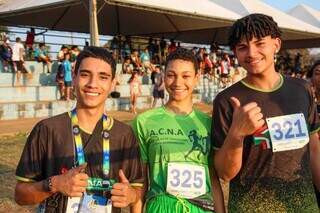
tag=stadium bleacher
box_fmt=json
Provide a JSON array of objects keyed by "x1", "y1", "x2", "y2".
[{"x1": 0, "y1": 61, "x2": 220, "y2": 120}]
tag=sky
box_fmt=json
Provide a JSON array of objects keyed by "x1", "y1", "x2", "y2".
[
  {"x1": 263, "y1": 0, "x2": 320, "y2": 12},
  {"x1": 262, "y1": 0, "x2": 320, "y2": 54}
]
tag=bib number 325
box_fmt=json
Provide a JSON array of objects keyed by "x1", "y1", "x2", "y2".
[
  {"x1": 266, "y1": 113, "x2": 309, "y2": 152},
  {"x1": 166, "y1": 163, "x2": 206, "y2": 199}
]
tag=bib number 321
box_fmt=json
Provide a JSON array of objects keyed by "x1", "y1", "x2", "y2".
[
  {"x1": 166, "y1": 163, "x2": 206, "y2": 199},
  {"x1": 266, "y1": 113, "x2": 309, "y2": 152}
]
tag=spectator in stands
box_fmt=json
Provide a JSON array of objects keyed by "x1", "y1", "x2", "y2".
[
  {"x1": 57, "y1": 45, "x2": 69, "y2": 62},
  {"x1": 56, "y1": 45, "x2": 69, "y2": 100},
  {"x1": 153, "y1": 40, "x2": 160, "y2": 64},
  {"x1": 204, "y1": 53, "x2": 213, "y2": 75},
  {"x1": 0, "y1": 39, "x2": 12, "y2": 72},
  {"x1": 294, "y1": 53, "x2": 302, "y2": 77},
  {"x1": 196, "y1": 48, "x2": 205, "y2": 72},
  {"x1": 152, "y1": 65, "x2": 165, "y2": 108},
  {"x1": 122, "y1": 56, "x2": 133, "y2": 74},
  {"x1": 70, "y1": 45, "x2": 80, "y2": 64},
  {"x1": 34, "y1": 43, "x2": 51, "y2": 73},
  {"x1": 147, "y1": 38, "x2": 155, "y2": 59},
  {"x1": 160, "y1": 37, "x2": 167, "y2": 64},
  {"x1": 12, "y1": 37, "x2": 29, "y2": 85},
  {"x1": 110, "y1": 36, "x2": 120, "y2": 62},
  {"x1": 55, "y1": 64, "x2": 65, "y2": 100},
  {"x1": 168, "y1": 39, "x2": 176, "y2": 54},
  {"x1": 220, "y1": 52, "x2": 231, "y2": 87},
  {"x1": 129, "y1": 70, "x2": 141, "y2": 114},
  {"x1": 122, "y1": 36, "x2": 131, "y2": 59},
  {"x1": 63, "y1": 53, "x2": 73, "y2": 101},
  {"x1": 130, "y1": 49, "x2": 142, "y2": 70},
  {"x1": 140, "y1": 47, "x2": 154, "y2": 73},
  {"x1": 25, "y1": 27, "x2": 47, "y2": 59}
]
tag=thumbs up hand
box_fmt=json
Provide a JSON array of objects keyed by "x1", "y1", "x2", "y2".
[
  {"x1": 111, "y1": 169, "x2": 138, "y2": 208},
  {"x1": 230, "y1": 97, "x2": 265, "y2": 137},
  {"x1": 51, "y1": 163, "x2": 89, "y2": 197}
]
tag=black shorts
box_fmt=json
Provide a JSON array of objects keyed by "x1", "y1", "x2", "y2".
[
  {"x1": 220, "y1": 73, "x2": 229, "y2": 78},
  {"x1": 153, "y1": 89, "x2": 164, "y2": 99},
  {"x1": 13, "y1": 61, "x2": 23, "y2": 72},
  {"x1": 64, "y1": 81, "x2": 72, "y2": 87}
]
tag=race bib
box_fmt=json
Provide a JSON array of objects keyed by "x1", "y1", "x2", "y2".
[
  {"x1": 65, "y1": 192, "x2": 112, "y2": 213},
  {"x1": 166, "y1": 163, "x2": 206, "y2": 199},
  {"x1": 266, "y1": 113, "x2": 309, "y2": 152}
]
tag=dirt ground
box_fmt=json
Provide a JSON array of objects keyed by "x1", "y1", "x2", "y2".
[{"x1": 0, "y1": 102, "x2": 213, "y2": 136}]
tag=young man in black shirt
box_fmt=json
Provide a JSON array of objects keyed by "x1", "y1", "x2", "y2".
[
  {"x1": 212, "y1": 13, "x2": 320, "y2": 212},
  {"x1": 15, "y1": 47, "x2": 144, "y2": 213}
]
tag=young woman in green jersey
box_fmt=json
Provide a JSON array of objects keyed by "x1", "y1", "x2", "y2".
[{"x1": 133, "y1": 48, "x2": 225, "y2": 213}]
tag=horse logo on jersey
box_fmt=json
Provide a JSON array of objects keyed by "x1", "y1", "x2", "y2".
[{"x1": 185, "y1": 130, "x2": 210, "y2": 160}]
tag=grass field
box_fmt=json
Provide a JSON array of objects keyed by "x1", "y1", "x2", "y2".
[{"x1": 0, "y1": 133, "x2": 35, "y2": 213}]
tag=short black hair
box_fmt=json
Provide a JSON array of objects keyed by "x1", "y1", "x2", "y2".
[
  {"x1": 165, "y1": 47, "x2": 199, "y2": 73},
  {"x1": 74, "y1": 46, "x2": 116, "y2": 79},
  {"x1": 307, "y1": 60, "x2": 320, "y2": 78},
  {"x1": 228, "y1": 13, "x2": 282, "y2": 49}
]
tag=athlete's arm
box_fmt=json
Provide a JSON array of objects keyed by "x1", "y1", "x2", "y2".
[
  {"x1": 130, "y1": 163, "x2": 147, "y2": 213},
  {"x1": 309, "y1": 132, "x2": 320, "y2": 190},
  {"x1": 15, "y1": 181, "x2": 53, "y2": 205},
  {"x1": 213, "y1": 129, "x2": 244, "y2": 181},
  {"x1": 210, "y1": 167, "x2": 225, "y2": 213},
  {"x1": 35, "y1": 29, "x2": 48, "y2": 36},
  {"x1": 214, "y1": 97, "x2": 264, "y2": 181},
  {"x1": 15, "y1": 164, "x2": 88, "y2": 205}
]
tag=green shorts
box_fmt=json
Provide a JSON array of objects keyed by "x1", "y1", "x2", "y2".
[{"x1": 146, "y1": 194, "x2": 213, "y2": 213}]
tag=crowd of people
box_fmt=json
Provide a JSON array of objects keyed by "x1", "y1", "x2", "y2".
[{"x1": 13, "y1": 13, "x2": 320, "y2": 213}]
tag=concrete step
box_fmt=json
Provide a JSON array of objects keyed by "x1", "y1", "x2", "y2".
[
  {"x1": 0, "y1": 94, "x2": 203, "y2": 121},
  {"x1": 0, "y1": 97, "x2": 150, "y2": 120},
  {"x1": 0, "y1": 84, "x2": 156, "y2": 103},
  {"x1": 0, "y1": 71, "x2": 153, "y2": 87}
]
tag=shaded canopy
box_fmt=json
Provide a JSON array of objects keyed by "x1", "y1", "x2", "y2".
[
  {"x1": 0, "y1": 0, "x2": 240, "y2": 44},
  {"x1": 288, "y1": 4, "x2": 320, "y2": 28},
  {"x1": 0, "y1": 0, "x2": 319, "y2": 48}
]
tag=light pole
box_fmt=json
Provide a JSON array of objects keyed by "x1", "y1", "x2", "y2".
[{"x1": 89, "y1": 0, "x2": 99, "y2": 46}]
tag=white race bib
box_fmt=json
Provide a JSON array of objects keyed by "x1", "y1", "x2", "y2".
[
  {"x1": 66, "y1": 192, "x2": 112, "y2": 213},
  {"x1": 166, "y1": 163, "x2": 206, "y2": 199},
  {"x1": 266, "y1": 113, "x2": 309, "y2": 152}
]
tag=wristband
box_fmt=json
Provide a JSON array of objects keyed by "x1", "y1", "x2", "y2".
[{"x1": 43, "y1": 177, "x2": 53, "y2": 192}]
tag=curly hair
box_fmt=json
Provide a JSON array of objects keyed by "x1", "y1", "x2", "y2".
[
  {"x1": 165, "y1": 47, "x2": 199, "y2": 73},
  {"x1": 74, "y1": 46, "x2": 116, "y2": 79},
  {"x1": 228, "y1": 13, "x2": 282, "y2": 49}
]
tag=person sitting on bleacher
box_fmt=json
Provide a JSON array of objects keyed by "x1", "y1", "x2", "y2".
[
  {"x1": 122, "y1": 56, "x2": 133, "y2": 74},
  {"x1": 34, "y1": 43, "x2": 51, "y2": 73},
  {"x1": 25, "y1": 28, "x2": 47, "y2": 60},
  {"x1": 0, "y1": 39, "x2": 12, "y2": 72},
  {"x1": 70, "y1": 45, "x2": 80, "y2": 65}
]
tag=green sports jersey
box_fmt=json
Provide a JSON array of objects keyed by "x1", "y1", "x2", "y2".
[{"x1": 132, "y1": 107, "x2": 214, "y2": 211}]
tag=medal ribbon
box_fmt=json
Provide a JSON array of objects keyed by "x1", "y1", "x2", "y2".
[{"x1": 71, "y1": 108, "x2": 113, "y2": 176}]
